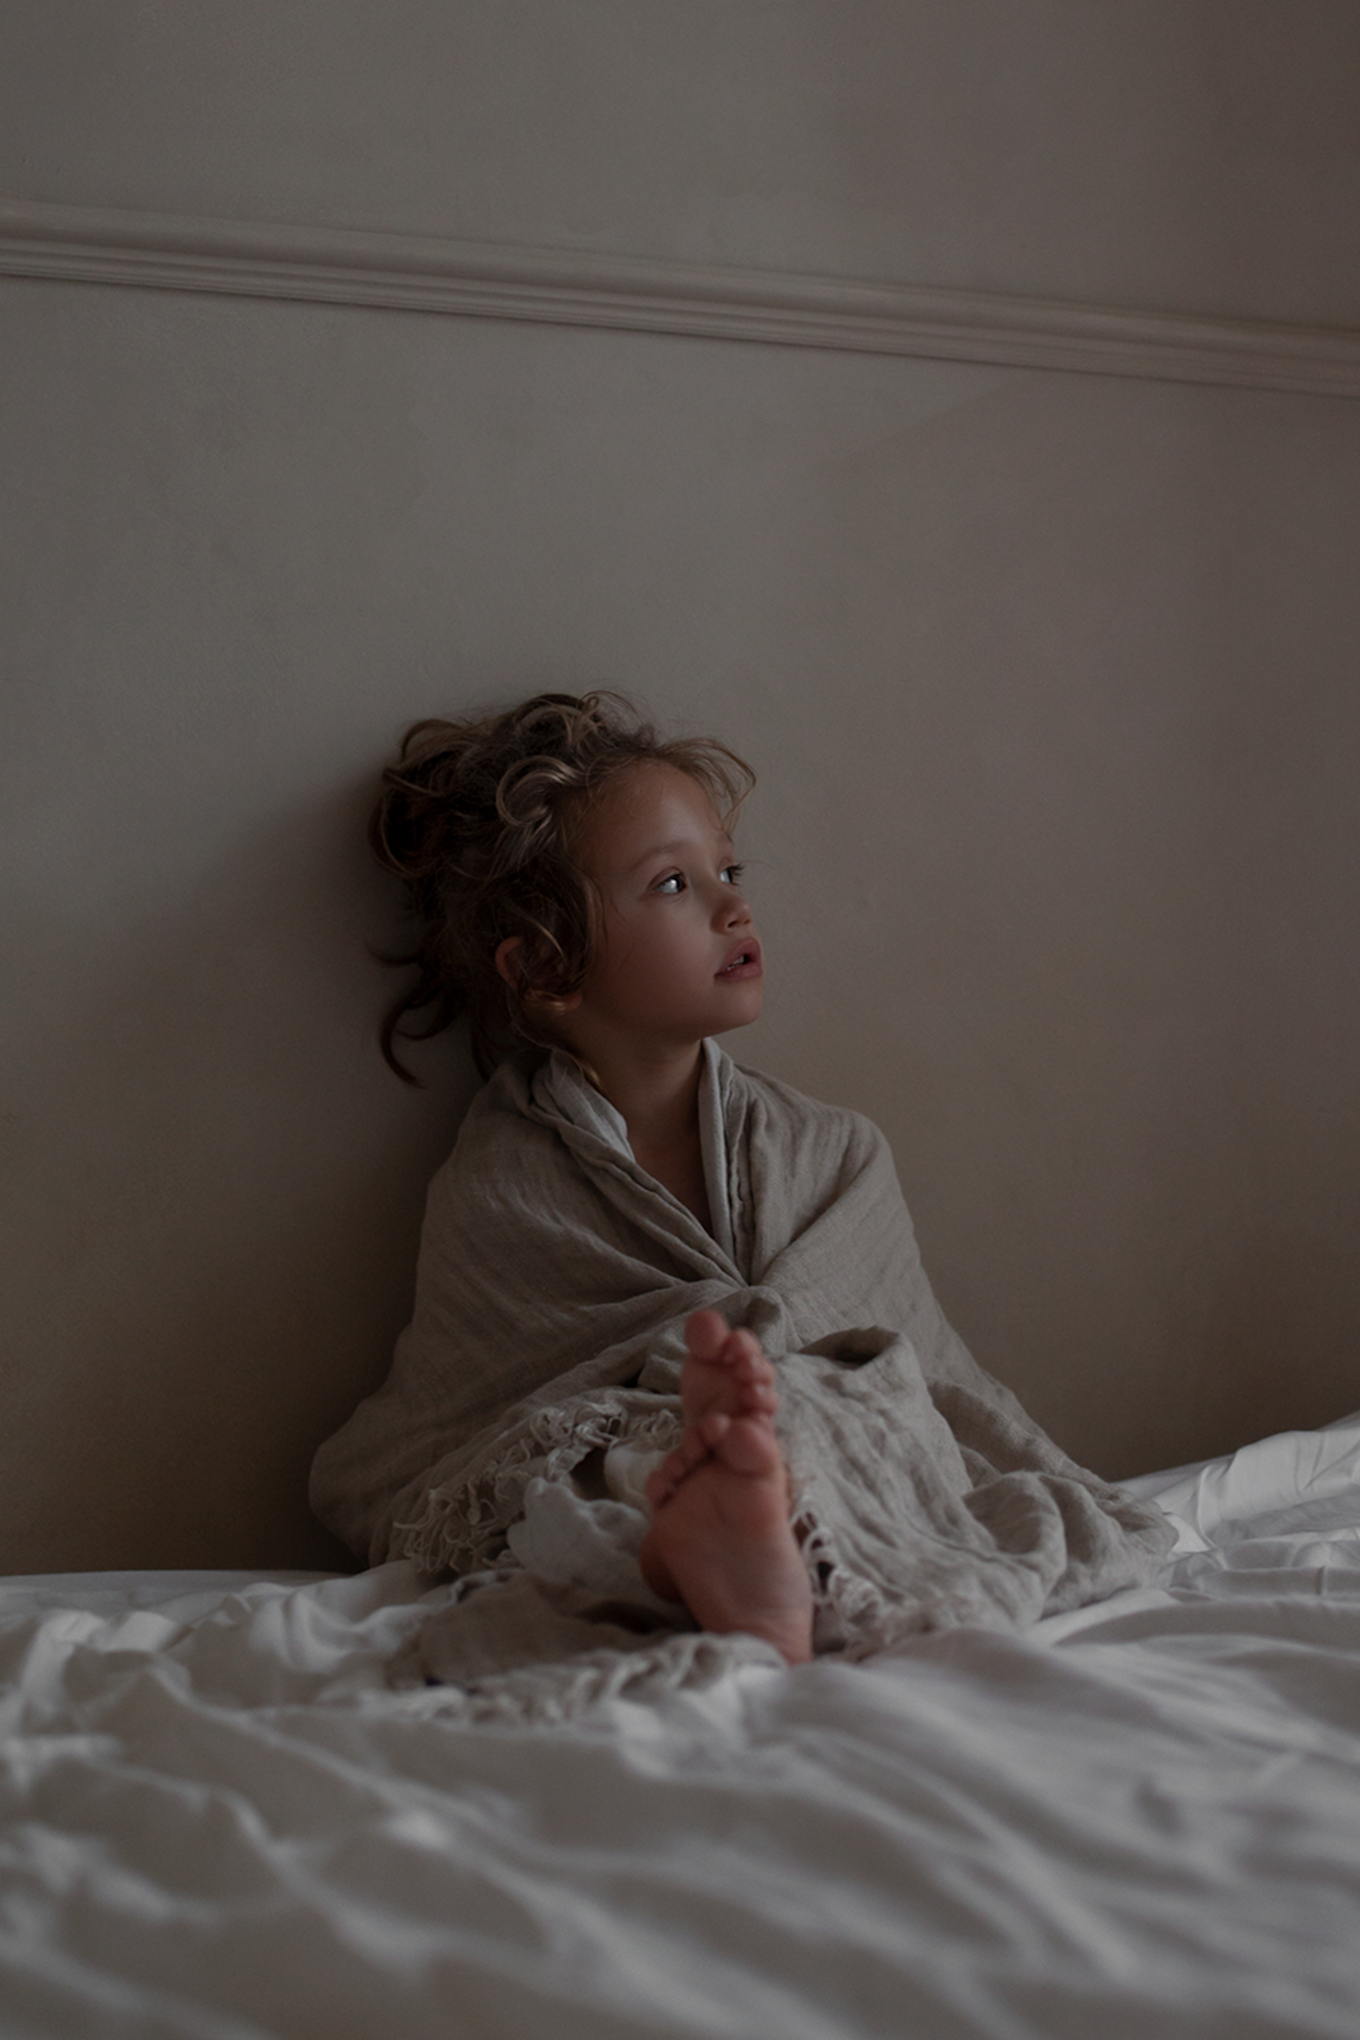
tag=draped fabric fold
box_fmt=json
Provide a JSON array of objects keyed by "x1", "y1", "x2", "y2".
[{"x1": 311, "y1": 1046, "x2": 1173, "y2": 1668}]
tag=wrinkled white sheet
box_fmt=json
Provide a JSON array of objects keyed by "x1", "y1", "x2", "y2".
[{"x1": 3, "y1": 1419, "x2": 1360, "y2": 2040}]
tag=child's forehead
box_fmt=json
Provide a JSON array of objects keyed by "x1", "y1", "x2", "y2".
[{"x1": 579, "y1": 761, "x2": 728, "y2": 863}]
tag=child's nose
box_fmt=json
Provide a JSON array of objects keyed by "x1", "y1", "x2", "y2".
[{"x1": 716, "y1": 886, "x2": 752, "y2": 927}]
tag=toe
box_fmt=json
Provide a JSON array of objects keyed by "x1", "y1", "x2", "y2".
[
  {"x1": 730, "y1": 1328, "x2": 774, "y2": 1384},
  {"x1": 731, "y1": 1375, "x2": 778, "y2": 1418},
  {"x1": 686, "y1": 1309, "x2": 730, "y2": 1365},
  {"x1": 647, "y1": 1420, "x2": 721, "y2": 1507},
  {"x1": 716, "y1": 1414, "x2": 782, "y2": 1476}
]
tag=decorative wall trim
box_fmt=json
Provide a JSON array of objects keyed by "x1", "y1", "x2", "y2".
[{"x1": 3, "y1": 196, "x2": 1359, "y2": 398}]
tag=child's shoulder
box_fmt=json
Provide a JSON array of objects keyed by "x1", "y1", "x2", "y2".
[
  {"x1": 434, "y1": 1046, "x2": 890, "y2": 1187},
  {"x1": 724, "y1": 1054, "x2": 890, "y2": 1165},
  {"x1": 424, "y1": 1053, "x2": 560, "y2": 1197}
]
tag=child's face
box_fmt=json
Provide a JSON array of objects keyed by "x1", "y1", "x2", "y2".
[{"x1": 567, "y1": 762, "x2": 763, "y2": 1056}]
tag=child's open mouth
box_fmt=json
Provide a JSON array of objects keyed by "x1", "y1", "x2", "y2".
[{"x1": 717, "y1": 941, "x2": 763, "y2": 980}]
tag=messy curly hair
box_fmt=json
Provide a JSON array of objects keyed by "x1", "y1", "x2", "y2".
[{"x1": 372, "y1": 691, "x2": 755, "y2": 1080}]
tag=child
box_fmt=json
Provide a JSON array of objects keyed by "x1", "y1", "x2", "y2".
[{"x1": 311, "y1": 693, "x2": 1172, "y2": 1673}]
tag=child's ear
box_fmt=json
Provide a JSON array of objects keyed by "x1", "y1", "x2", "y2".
[
  {"x1": 494, "y1": 937, "x2": 525, "y2": 989},
  {"x1": 494, "y1": 937, "x2": 583, "y2": 1014}
]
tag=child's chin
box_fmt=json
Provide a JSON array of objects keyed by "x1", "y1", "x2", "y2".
[{"x1": 712, "y1": 993, "x2": 764, "y2": 1034}]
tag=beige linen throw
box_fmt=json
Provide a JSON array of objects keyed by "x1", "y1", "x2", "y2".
[{"x1": 311, "y1": 1045, "x2": 1173, "y2": 1704}]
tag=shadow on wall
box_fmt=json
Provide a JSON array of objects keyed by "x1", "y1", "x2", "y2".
[{"x1": 0, "y1": 778, "x2": 479, "y2": 1572}]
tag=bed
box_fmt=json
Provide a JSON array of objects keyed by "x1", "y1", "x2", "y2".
[{"x1": 2, "y1": 1415, "x2": 1359, "y2": 2039}]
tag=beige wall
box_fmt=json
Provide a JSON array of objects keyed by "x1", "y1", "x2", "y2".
[
  {"x1": 2, "y1": 4, "x2": 1357, "y2": 1569},
  {"x1": 6, "y1": 0, "x2": 1360, "y2": 323}
]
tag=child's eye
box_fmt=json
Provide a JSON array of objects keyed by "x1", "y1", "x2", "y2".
[
  {"x1": 721, "y1": 863, "x2": 746, "y2": 886},
  {"x1": 654, "y1": 873, "x2": 686, "y2": 895}
]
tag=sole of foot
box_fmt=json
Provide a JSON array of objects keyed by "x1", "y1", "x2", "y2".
[{"x1": 641, "y1": 1403, "x2": 812, "y2": 1666}]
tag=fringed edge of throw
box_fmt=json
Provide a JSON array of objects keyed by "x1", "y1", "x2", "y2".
[
  {"x1": 392, "y1": 1390, "x2": 684, "y2": 1577},
  {"x1": 792, "y1": 1481, "x2": 1040, "y2": 1659},
  {"x1": 793, "y1": 1499, "x2": 909, "y2": 1660}
]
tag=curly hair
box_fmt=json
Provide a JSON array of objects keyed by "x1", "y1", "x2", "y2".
[{"x1": 371, "y1": 691, "x2": 755, "y2": 1080}]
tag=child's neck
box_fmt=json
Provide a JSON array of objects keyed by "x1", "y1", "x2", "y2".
[
  {"x1": 584, "y1": 1041, "x2": 711, "y2": 1230},
  {"x1": 589, "y1": 1039, "x2": 702, "y2": 1153}
]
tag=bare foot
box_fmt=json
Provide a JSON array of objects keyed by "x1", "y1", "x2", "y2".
[
  {"x1": 639, "y1": 1321, "x2": 812, "y2": 1666},
  {"x1": 680, "y1": 1308, "x2": 779, "y2": 1427}
]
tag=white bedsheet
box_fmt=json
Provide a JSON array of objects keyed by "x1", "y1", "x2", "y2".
[{"x1": 2, "y1": 1419, "x2": 1359, "y2": 2039}]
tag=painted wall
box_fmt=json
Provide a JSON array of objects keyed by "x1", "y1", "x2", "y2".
[
  {"x1": 6, "y1": 0, "x2": 1360, "y2": 322},
  {"x1": 2, "y1": 3, "x2": 1357, "y2": 1568}
]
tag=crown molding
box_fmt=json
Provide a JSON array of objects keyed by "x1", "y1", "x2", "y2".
[{"x1": 3, "y1": 196, "x2": 1358, "y2": 398}]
